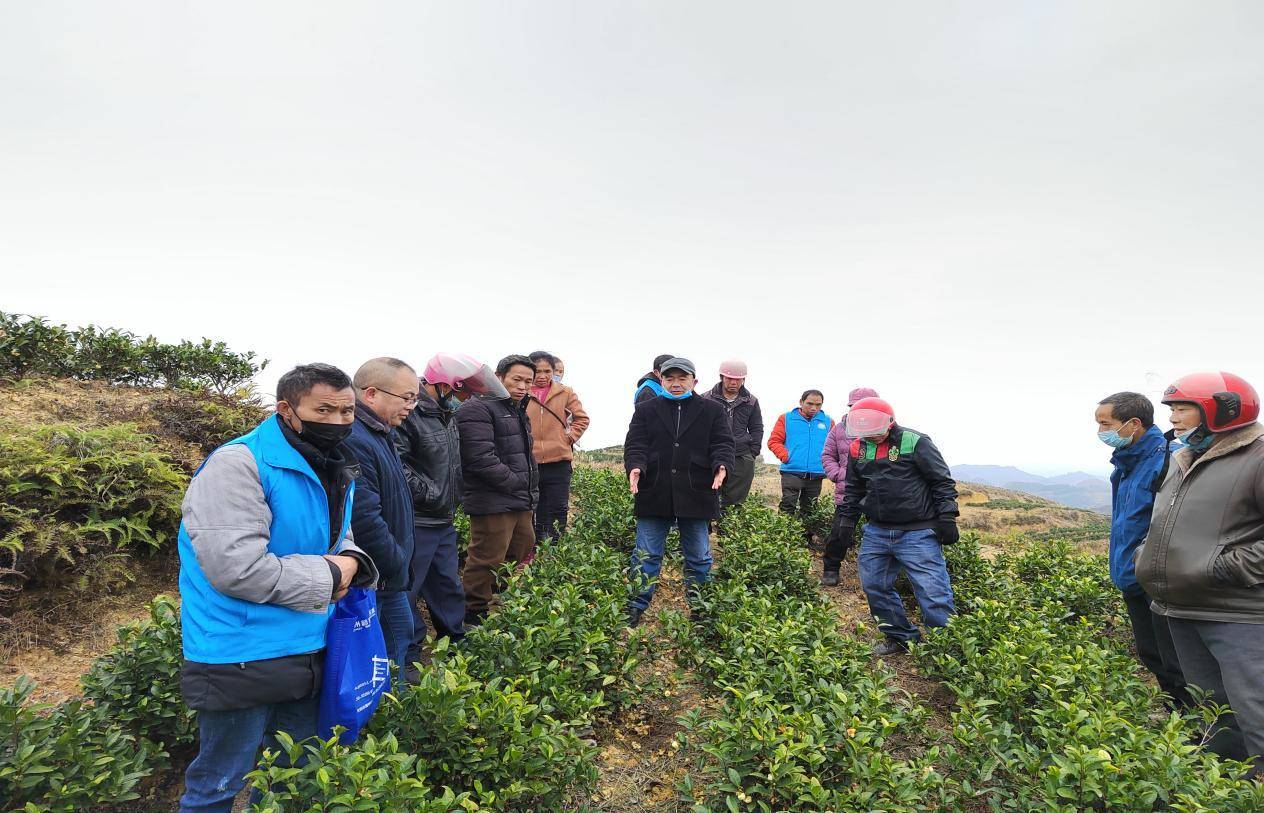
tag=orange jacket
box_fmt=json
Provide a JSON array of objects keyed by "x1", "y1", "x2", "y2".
[
  {"x1": 527, "y1": 384, "x2": 590, "y2": 464},
  {"x1": 767, "y1": 410, "x2": 835, "y2": 468}
]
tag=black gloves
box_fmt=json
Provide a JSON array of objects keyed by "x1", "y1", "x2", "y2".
[{"x1": 935, "y1": 519, "x2": 960, "y2": 545}]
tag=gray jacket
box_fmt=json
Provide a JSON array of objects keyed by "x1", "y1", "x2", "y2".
[
  {"x1": 1136, "y1": 423, "x2": 1264, "y2": 623},
  {"x1": 182, "y1": 444, "x2": 378, "y2": 613}
]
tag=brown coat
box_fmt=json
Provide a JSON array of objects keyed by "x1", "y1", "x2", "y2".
[
  {"x1": 527, "y1": 384, "x2": 590, "y2": 464},
  {"x1": 1136, "y1": 423, "x2": 1264, "y2": 624}
]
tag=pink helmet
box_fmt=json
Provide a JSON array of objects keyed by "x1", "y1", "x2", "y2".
[
  {"x1": 422, "y1": 353, "x2": 508, "y2": 398},
  {"x1": 718, "y1": 358, "x2": 748, "y2": 379}
]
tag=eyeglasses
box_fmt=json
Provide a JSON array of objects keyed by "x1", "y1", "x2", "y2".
[{"x1": 373, "y1": 386, "x2": 419, "y2": 406}]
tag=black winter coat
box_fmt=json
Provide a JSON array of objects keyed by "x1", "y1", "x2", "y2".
[
  {"x1": 394, "y1": 391, "x2": 462, "y2": 527},
  {"x1": 624, "y1": 395, "x2": 736, "y2": 520},
  {"x1": 456, "y1": 395, "x2": 539, "y2": 516},
  {"x1": 702, "y1": 383, "x2": 764, "y2": 457},
  {"x1": 838, "y1": 425, "x2": 958, "y2": 530}
]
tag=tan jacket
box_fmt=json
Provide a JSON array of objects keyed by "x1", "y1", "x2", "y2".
[
  {"x1": 1136, "y1": 423, "x2": 1264, "y2": 623},
  {"x1": 527, "y1": 384, "x2": 590, "y2": 464}
]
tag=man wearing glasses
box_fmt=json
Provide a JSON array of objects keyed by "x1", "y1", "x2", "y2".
[{"x1": 345, "y1": 357, "x2": 420, "y2": 680}]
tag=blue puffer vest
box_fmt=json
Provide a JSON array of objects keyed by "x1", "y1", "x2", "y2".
[
  {"x1": 179, "y1": 417, "x2": 354, "y2": 664},
  {"x1": 780, "y1": 408, "x2": 833, "y2": 476}
]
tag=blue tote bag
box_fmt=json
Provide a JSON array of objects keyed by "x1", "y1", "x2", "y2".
[{"x1": 317, "y1": 587, "x2": 390, "y2": 743}]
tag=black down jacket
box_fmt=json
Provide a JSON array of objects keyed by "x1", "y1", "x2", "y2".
[
  {"x1": 456, "y1": 395, "x2": 539, "y2": 516},
  {"x1": 623, "y1": 395, "x2": 736, "y2": 520},
  {"x1": 394, "y1": 390, "x2": 462, "y2": 527},
  {"x1": 838, "y1": 424, "x2": 958, "y2": 530}
]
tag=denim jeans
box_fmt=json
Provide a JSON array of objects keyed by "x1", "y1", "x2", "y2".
[
  {"x1": 375, "y1": 590, "x2": 413, "y2": 686},
  {"x1": 857, "y1": 524, "x2": 955, "y2": 642},
  {"x1": 406, "y1": 524, "x2": 467, "y2": 661},
  {"x1": 629, "y1": 517, "x2": 712, "y2": 611},
  {"x1": 179, "y1": 695, "x2": 318, "y2": 812}
]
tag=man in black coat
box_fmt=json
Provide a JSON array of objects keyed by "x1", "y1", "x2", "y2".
[
  {"x1": 827, "y1": 396, "x2": 959, "y2": 656},
  {"x1": 455, "y1": 354, "x2": 539, "y2": 626},
  {"x1": 395, "y1": 353, "x2": 505, "y2": 665},
  {"x1": 624, "y1": 357, "x2": 736, "y2": 627}
]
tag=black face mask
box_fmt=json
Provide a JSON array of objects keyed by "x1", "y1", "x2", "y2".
[{"x1": 293, "y1": 417, "x2": 353, "y2": 453}]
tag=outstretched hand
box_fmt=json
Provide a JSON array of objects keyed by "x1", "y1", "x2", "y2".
[
  {"x1": 711, "y1": 466, "x2": 727, "y2": 491},
  {"x1": 629, "y1": 468, "x2": 641, "y2": 494}
]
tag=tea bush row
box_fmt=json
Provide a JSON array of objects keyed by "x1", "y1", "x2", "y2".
[
  {"x1": 670, "y1": 502, "x2": 957, "y2": 812},
  {"x1": 924, "y1": 536, "x2": 1264, "y2": 811},
  {"x1": 0, "y1": 311, "x2": 265, "y2": 394}
]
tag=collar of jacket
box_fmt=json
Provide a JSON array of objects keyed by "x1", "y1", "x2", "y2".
[
  {"x1": 253, "y1": 415, "x2": 328, "y2": 486},
  {"x1": 354, "y1": 399, "x2": 392, "y2": 434},
  {"x1": 1110, "y1": 424, "x2": 1166, "y2": 471},
  {"x1": 414, "y1": 389, "x2": 452, "y2": 421},
  {"x1": 706, "y1": 382, "x2": 751, "y2": 404},
  {"x1": 1174, "y1": 422, "x2": 1264, "y2": 474}
]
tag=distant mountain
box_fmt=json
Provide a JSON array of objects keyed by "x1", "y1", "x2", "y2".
[{"x1": 952, "y1": 464, "x2": 1112, "y2": 514}]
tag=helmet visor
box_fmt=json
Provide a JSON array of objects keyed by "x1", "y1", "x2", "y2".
[
  {"x1": 456, "y1": 364, "x2": 509, "y2": 398},
  {"x1": 846, "y1": 408, "x2": 893, "y2": 438}
]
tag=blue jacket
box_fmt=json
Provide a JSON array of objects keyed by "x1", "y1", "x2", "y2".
[
  {"x1": 344, "y1": 404, "x2": 416, "y2": 591},
  {"x1": 178, "y1": 417, "x2": 358, "y2": 664},
  {"x1": 776, "y1": 408, "x2": 834, "y2": 476},
  {"x1": 1108, "y1": 424, "x2": 1168, "y2": 595},
  {"x1": 635, "y1": 376, "x2": 665, "y2": 404}
]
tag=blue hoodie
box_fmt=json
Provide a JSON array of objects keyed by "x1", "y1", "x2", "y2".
[{"x1": 1108, "y1": 424, "x2": 1168, "y2": 595}]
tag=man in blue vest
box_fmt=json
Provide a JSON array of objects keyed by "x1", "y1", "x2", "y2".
[
  {"x1": 177, "y1": 364, "x2": 378, "y2": 813},
  {"x1": 767, "y1": 389, "x2": 834, "y2": 540},
  {"x1": 1096, "y1": 391, "x2": 1189, "y2": 708}
]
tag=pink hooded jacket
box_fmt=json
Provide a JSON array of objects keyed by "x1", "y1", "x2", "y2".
[{"x1": 820, "y1": 387, "x2": 878, "y2": 506}]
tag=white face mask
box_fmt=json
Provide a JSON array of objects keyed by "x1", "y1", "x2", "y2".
[{"x1": 1175, "y1": 426, "x2": 1199, "y2": 440}]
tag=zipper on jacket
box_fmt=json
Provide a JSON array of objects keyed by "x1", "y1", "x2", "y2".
[{"x1": 675, "y1": 403, "x2": 682, "y2": 437}]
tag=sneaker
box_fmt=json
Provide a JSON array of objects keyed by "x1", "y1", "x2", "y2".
[
  {"x1": 873, "y1": 638, "x2": 910, "y2": 657},
  {"x1": 821, "y1": 570, "x2": 840, "y2": 587},
  {"x1": 626, "y1": 607, "x2": 644, "y2": 628}
]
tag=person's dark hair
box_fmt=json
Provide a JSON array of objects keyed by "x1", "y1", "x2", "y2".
[
  {"x1": 800, "y1": 389, "x2": 825, "y2": 403},
  {"x1": 277, "y1": 363, "x2": 353, "y2": 405},
  {"x1": 496, "y1": 354, "x2": 536, "y2": 378},
  {"x1": 529, "y1": 350, "x2": 557, "y2": 367},
  {"x1": 1099, "y1": 391, "x2": 1155, "y2": 428},
  {"x1": 653, "y1": 354, "x2": 675, "y2": 372}
]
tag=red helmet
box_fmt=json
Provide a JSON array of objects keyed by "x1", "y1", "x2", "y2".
[
  {"x1": 1161, "y1": 371, "x2": 1259, "y2": 433},
  {"x1": 845, "y1": 396, "x2": 895, "y2": 438}
]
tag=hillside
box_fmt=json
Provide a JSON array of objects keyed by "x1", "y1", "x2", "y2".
[{"x1": 951, "y1": 463, "x2": 1112, "y2": 514}]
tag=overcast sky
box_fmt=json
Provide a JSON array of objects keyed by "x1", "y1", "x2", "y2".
[{"x1": 3, "y1": 2, "x2": 1262, "y2": 475}]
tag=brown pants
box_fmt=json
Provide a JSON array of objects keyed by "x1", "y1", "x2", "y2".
[{"x1": 462, "y1": 511, "x2": 536, "y2": 616}]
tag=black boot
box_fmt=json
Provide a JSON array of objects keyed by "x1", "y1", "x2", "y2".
[
  {"x1": 626, "y1": 606, "x2": 644, "y2": 628},
  {"x1": 821, "y1": 570, "x2": 840, "y2": 587}
]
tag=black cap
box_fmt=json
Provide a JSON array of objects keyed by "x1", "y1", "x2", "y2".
[
  {"x1": 659, "y1": 357, "x2": 696, "y2": 376},
  {"x1": 653, "y1": 354, "x2": 675, "y2": 371}
]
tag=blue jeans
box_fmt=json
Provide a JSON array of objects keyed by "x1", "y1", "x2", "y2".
[
  {"x1": 179, "y1": 695, "x2": 318, "y2": 812},
  {"x1": 407, "y1": 524, "x2": 466, "y2": 664},
  {"x1": 857, "y1": 525, "x2": 955, "y2": 642},
  {"x1": 629, "y1": 517, "x2": 712, "y2": 611},
  {"x1": 376, "y1": 590, "x2": 413, "y2": 686}
]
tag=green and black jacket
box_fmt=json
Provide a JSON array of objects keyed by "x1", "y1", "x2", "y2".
[{"x1": 838, "y1": 425, "x2": 959, "y2": 530}]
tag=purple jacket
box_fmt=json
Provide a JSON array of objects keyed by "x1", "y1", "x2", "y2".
[{"x1": 821, "y1": 422, "x2": 853, "y2": 506}]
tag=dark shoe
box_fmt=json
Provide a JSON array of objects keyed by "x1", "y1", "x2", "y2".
[
  {"x1": 821, "y1": 570, "x2": 840, "y2": 587},
  {"x1": 463, "y1": 611, "x2": 486, "y2": 629},
  {"x1": 689, "y1": 605, "x2": 707, "y2": 624},
  {"x1": 626, "y1": 607, "x2": 644, "y2": 628},
  {"x1": 873, "y1": 638, "x2": 910, "y2": 657}
]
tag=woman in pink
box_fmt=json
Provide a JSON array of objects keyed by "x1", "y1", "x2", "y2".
[{"x1": 820, "y1": 387, "x2": 878, "y2": 581}]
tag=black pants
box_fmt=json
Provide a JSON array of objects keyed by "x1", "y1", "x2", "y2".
[
  {"x1": 823, "y1": 506, "x2": 855, "y2": 572},
  {"x1": 534, "y1": 461, "x2": 573, "y2": 542},
  {"x1": 1122, "y1": 590, "x2": 1190, "y2": 708},
  {"x1": 1168, "y1": 617, "x2": 1264, "y2": 775},
  {"x1": 779, "y1": 472, "x2": 823, "y2": 517}
]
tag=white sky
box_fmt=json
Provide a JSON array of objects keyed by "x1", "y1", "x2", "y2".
[{"x1": 3, "y1": 2, "x2": 1263, "y2": 475}]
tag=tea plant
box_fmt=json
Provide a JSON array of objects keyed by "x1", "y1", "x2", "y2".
[
  {"x1": 81, "y1": 595, "x2": 196, "y2": 751},
  {"x1": 0, "y1": 677, "x2": 158, "y2": 812}
]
